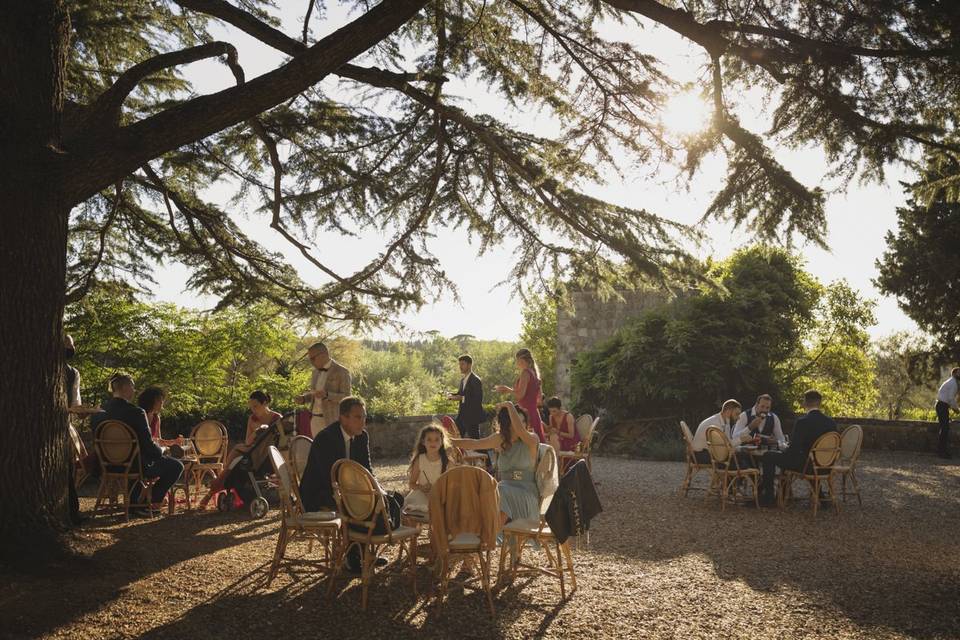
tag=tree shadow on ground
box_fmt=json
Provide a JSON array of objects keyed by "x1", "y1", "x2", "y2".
[{"x1": 583, "y1": 452, "x2": 960, "y2": 639}]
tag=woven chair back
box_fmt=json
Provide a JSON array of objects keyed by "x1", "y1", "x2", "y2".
[
  {"x1": 191, "y1": 420, "x2": 227, "y2": 458},
  {"x1": 811, "y1": 431, "x2": 842, "y2": 468},
  {"x1": 333, "y1": 459, "x2": 379, "y2": 522},
  {"x1": 96, "y1": 420, "x2": 138, "y2": 466},
  {"x1": 574, "y1": 415, "x2": 593, "y2": 441},
  {"x1": 840, "y1": 425, "x2": 863, "y2": 463},
  {"x1": 705, "y1": 426, "x2": 732, "y2": 465},
  {"x1": 289, "y1": 435, "x2": 313, "y2": 481}
]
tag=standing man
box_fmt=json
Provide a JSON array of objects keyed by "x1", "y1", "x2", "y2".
[
  {"x1": 449, "y1": 354, "x2": 484, "y2": 440},
  {"x1": 759, "y1": 390, "x2": 837, "y2": 506},
  {"x1": 732, "y1": 393, "x2": 786, "y2": 447},
  {"x1": 296, "y1": 341, "x2": 352, "y2": 438},
  {"x1": 935, "y1": 367, "x2": 960, "y2": 459}
]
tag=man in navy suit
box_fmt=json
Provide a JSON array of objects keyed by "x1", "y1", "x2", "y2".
[
  {"x1": 449, "y1": 354, "x2": 484, "y2": 439},
  {"x1": 759, "y1": 389, "x2": 838, "y2": 506},
  {"x1": 90, "y1": 373, "x2": 183, "y2": 515},
  {"x1": 299, "y1": 396, "x2": 399, "y2": 572}
]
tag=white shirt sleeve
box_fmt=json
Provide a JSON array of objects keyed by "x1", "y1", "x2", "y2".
[
  {"x1": 69, "y1": 369, "x2": 82, "y2": 408},
  {"x1": 772, "y1": 414, "x2": 785, "y2": 446},
  {"x1": 730, "y1": 412, "x2": 750, "y2": 443},
  {"x1": 692, "y1": 416, "x2": 713, "y2": 452},
  {"x1": 938, "y1": 378, "x2": 960, "y2": 410}
]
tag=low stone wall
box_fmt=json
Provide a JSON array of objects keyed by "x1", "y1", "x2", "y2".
[
  {"x1": 366, "y1": 416, "x2": 495, "y2": 460},
  {"x1": 595, "y1": 415, "x2": 958, "y2": 461}
]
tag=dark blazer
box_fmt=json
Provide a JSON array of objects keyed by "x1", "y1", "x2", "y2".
[
  {"x1": 546, "y1": 460, "x2": 603, "y2": 544},
  {"x1": 455, "y1": 372, "x2": 485, "y2": 426},
  {"x1": 299, "y1": 421, "x2": 371, "y2": 512},
  {"x1": 780, "y1": 409, "x2": 838, "y2": 470},
  {"x1": 90, "y1": 397, "x2": 162, "y2": 467}
]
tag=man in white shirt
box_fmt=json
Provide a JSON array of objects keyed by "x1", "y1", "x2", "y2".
[
  {"x1": 732, "y1": 393, "x2": 786, "y2": 447},
  {"x1": 935, "y1": 367, "x2": 960, "y2": 459},
  {"x1": 692, "y1": 399, "x2": 742, "y2": 463}
]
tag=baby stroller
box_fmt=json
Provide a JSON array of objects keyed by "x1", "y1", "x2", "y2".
[{"x1": 217, "y1": 412, "x2": 296, "y2": 518}]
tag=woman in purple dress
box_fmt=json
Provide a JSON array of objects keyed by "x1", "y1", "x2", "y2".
[{"x1": 495, "y1": 348, "x2": 545, "y2": 442}]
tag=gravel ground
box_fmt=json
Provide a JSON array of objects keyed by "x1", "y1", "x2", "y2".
[{"x1": 2, "y1": 451, "x2": 959, "y2": 640}]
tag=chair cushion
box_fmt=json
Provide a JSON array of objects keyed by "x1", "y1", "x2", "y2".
[
  {"x1": 448, "y1": 532, "x2": 482, "y2": 549},
  {"x1": 557, "y1": 452, "x2": 583, "y2": 459},
  {"x1": 302, "y1": 510, "x2": 338, "y2": 521},
  {"x1": 503, "y1": 518, "x2": 551, "y2": 536},
  {"x1": 286, "y1": 514, "x2": 341, "y2": 528},
  {"x1": 346, "y1": 525, "x2": 419, "y2": 543}
]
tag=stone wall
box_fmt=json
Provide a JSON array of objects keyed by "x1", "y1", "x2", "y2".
[
  {"x1": 554, "y1": 288, "x2": 668, "y2": 402},
  {"x1": 366, "y1": 415, "x2": 495, "y2": 460}
]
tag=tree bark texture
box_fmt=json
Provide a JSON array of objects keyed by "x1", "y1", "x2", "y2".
[{"x1": 0, "y1": 0, "x2": 72, "y2": 556}]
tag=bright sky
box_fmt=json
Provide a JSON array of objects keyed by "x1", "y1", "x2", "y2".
[{"x1": 152, "y1": 4, "x2": 919, "y2": 342}]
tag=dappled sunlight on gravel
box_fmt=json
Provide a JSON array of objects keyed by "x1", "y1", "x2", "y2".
[{"x1": 2, "y1": 451, "x2": 958, "y2": 639}]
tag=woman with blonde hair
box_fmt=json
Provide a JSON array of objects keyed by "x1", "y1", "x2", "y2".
[{"x1": 495, "y1": 348, "x2": 544, "y2": 442}]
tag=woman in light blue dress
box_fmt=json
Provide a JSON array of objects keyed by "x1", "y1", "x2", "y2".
[{"x1": 453, "y1": 401, "x2": 540, "y2": 525}]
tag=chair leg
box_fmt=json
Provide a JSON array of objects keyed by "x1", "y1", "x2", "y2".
[
  {"x1": 326, "y1": 539, "x2": 347, "y2": 599},
  {"x1": 561, "y1": 541, "x2": 577, "y2": 592},
  {"x1": 851, "y1": 469, "x2": 862, "y2": 505},
  {"x1": 841, "y1": 472, "x2": 848, "y2": 503},
  {"x1": 681, "y1": 464, "x2": 692, "y2": 496},
  {"x1": 360, "y1": 544, "x2": 374, "y2": 610},
  {"x1": 479, "y1": 551, "x2": 495, "y2": 616},
  {"x1": 750, "y1": 475, "x2": 759, "y2": 508},
  {"x1": 267, "y1": 523, "x2": 289, "y2": 586},
  {"x1": 827, "y1": 475, "x2": 840, "y2": 514},
  {"x1": 409, "y1": 538, "x2": 418, "y2": 597},
  {"x1": 811, "y1": 478, "x2": 819, "y2": 517}
]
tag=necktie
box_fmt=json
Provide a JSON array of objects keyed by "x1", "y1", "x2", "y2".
[{"x1": 345, "y1": 436, "x2": 351, "y2": 460}]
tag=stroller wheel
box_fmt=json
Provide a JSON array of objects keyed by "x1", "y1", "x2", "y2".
[
  {"x1": 250, "y1": 497, "x2": 269, "y2": 519},
  {"x1": 216, "y1": 492, "x2": 232, "y2": 512}
]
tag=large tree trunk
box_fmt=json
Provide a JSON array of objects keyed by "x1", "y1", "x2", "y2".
[{"x1": 0, "y1": 1, "x2": 73, "y2": 560}]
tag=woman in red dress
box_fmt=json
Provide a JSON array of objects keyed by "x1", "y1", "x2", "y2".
[
  {"x1": 495, "y1": 348, "x2": 545, "y2": 442},
  {"x1": 137, "y1": 386, "x2": 181, "y2": 446}
]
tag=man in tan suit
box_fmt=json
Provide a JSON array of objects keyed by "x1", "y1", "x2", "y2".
[{"x1": 296, "y1": 342, "x2": 352, "y2": 436}]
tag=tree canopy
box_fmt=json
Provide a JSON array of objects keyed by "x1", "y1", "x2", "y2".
[{"x1": 572, "y1": 246, "x2": 877, "y2": 419}]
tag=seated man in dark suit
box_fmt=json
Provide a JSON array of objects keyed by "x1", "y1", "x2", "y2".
[
  {"x1": 90, "y1": 373, "x2": 183, "y2": 515},
  {"x1": 299, "y1": 396, "x2": 401, "y2": 572},
  {"x1": 759, "y1": 389, "x2": 838, "y2": 506}
]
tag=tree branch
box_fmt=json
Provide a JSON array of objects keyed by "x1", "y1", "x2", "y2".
[{"x1": 65, "y1": 0, "x2": 429, "y2": 204}]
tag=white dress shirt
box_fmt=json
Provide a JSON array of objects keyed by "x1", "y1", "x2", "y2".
[
  {"x1": 311, "y1": 368, "x2": 330, "y2": 415},
  {"x1": 732, "y1": 407, "x2": 785, "y2": 446},
  {"x1": 937, "y1": 376, "x2": 960, "y2": 410},
  {"x1": 341, "y1": 425, "x2": 352, "y2": 460},
  {"x1": 692, "y1": 412, "x2": 734, "y2": 452}
]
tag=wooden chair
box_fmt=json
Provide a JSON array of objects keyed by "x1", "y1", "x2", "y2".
[
  {"x1": 327, "y1": 459, "x2": 419, "y2": 609},
  {"x1": 679, "y1": 420, "x2": 712, "y2": 496},
  {"x1": 288, "y1": 435, "x2": 314, "y2": 484},
  {"x1": 780, "y1": 431, "x2": 842, "y2": 516},
  {"x1": 834, "y1": 425, "x2": 863, "y2": 505},
  {"x1": 704, "y1": 426, "x2": 760, "y2": 510},
  {"x1": 265, "y1": 445, "x2": 341, "y2": 586},
  {"x1": 430, "y1": 466, "x2": 499, "y2": 615},
  {"x1": 68, "y1": 423, "x2": 89, "y2": 490},
  {"x1": 498, "y1": 447, "x2": 577, "y2": 599},
  {"x1": 558, "y1": 415, "x2": 599, "y2": 474},
  {"x1": 189, "y1": 420, "x2": 228, "y2": 499},
  {"x1": 92, "y1": 420, "x2": 158, "y2": 521},
  {"x1": 441, "y1": 415, "x2": 486, "y2": 467}
]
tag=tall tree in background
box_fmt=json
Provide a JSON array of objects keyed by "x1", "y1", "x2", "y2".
[
  {"x1": 877, "y1": 157, "x2": 960, "y2": 361},
  {"x1": 2, "y1": 0, "x2": 959, "y2": 556}
]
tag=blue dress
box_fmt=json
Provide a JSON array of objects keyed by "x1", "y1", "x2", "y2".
[{"x1": 497, "y1": 440, "x2": 540, "y2": 522}]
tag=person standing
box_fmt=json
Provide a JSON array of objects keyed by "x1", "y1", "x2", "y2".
[
  {"x1": 63, "y1": 334, "x2": 98, "y2": 526},
  {"x1": 495, "y1": 348, "x2": 544, "y2": 443},
  {"x1": 448, "y1": 354, "x2": 484, "y2": 440},
  {"x1": 935, "y1": 367, "x2": 960, "y2": 459},
  {"x1": 759, "y1": 390, "x2": 837, "y2": 506},
  {"x1": 296, "y1": 341, "x2": 352, "y2": 437}
]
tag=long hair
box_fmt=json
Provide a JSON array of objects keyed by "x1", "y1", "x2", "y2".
[
  {"x1": 515, "y1": 348, "x2": 541, "y2": 381},
  {"x1": 137, "y1": 386, "x2": 166, "y2": 413},
  {"x1": 497, "y1": 404, "x2": 529, "y2": 450},
  {"x1": 410, "y1": 423, "x2": 452, "y2": 473}
]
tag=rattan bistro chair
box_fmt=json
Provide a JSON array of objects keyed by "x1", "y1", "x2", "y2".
[
  {"x1": 558, "y1": 415, "x2": 599, "y2": 474},
  {"x1": 679, "y1": 421, "x2": 712, "y2": 496},
  {"x1": 780, "y1": 431, "x2": 842, "y2": 516},
  {"x1": 266, "y1": 446, "x2": 341, "y2": 586},
  {"x1": 704, "y1": 426, "x2": 760, "y2": 510},
  {"x1": 498, "y1": 446, "x2": 577, "y2": 599},
  {"x1": 327, "y1": 459, "x2": 419, "y2": 609},
  {"x1": 93, "y1": 420, "x2": 159, "y2": 520},
  {"x1": 189, "y1": 420, "x2": 228, "y2": 498},
  {"x1": 288, "y1": 435, "x2": 314, "y2": 484},
  {"x1": 430, "y1": 466, "x2": 499, "y2": 615},
  {"x1": 834, "y1": 425, "x2": 863, "y2": 505}
]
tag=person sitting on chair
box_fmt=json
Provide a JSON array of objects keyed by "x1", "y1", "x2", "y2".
[
  {"x1": 137, "y1": 386, "x2": 182, "y2": 446},
  {"x1": 732, "y1": 393, "x2": 786, "y2": 447},
  {"x1": 759, "y1": 389, "x2": 838, "y2": 506},
  {"x1": 544, "y1": 396, "x2": 580, "y2": 453},
  {"x1": 299, "y1": 396, "x2": 401, "y2": 573},
  {"x1": 91, "y1": 373, "x2": 183, "y2": 515},
  {"x1": 692, "y1": 399, "x2": 742, "y2": 464}
]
